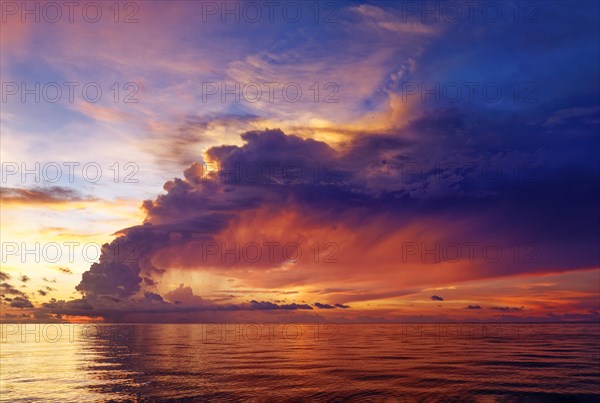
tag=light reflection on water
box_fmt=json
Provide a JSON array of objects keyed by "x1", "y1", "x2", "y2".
[{"x1": 1, "y1": 323, "x2": 599, "y2": 401}]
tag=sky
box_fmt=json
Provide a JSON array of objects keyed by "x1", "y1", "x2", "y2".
[{"x1": 0, "y1": 0, "x2": 599, "y2": 323}]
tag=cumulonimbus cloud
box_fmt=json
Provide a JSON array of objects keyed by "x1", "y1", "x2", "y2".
[{"x1": 47, "y1": 114, "x2": 599, "y2": 320}]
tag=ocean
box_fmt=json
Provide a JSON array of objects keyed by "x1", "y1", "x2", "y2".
[{"x1": 1, "y1": 323, "x2": 598, "y2": 401}]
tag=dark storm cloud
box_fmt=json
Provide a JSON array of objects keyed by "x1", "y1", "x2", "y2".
[
  {"x1": 247, "y1": 300, "x2": 313, "y2": 310},
  {"x1": 314, "y1": 302, "x2": 336, "y2": 309},
  {"x1": 39, "y1": 295, "x2": 321, "y2": 320},
  {"x1": 20, "y1": 275, "x2": 30, "y2": 283},
  {"x1": 430, "y1": 295, "x2": 444, "y2": 301},
  {"x1": 10, "y1": 296, "x2": 34, "y2": 309},
  {"x1": 41, "y1": 298, "x2": 95, "y2": 315},
  {"x1": 72, "y1": 104, "x2": 598, "y2": 314},
  {"x1": 143, "y1": 277, "x2": 157, "y2": 286},
  {"x1": 76, "y1": 129, "x2": 344, "y2": 299},
  {"x1": 0, "y1": 282, "x2": 27, "y2": 298},
  {"x1": 76, "y1": 225, "x2": 173, "y2": 299},
  {"x1": 0, "y1": 186, "x2": 95, "y2": 204},
  {"x1": 335, "y1": 304, "x2": 350, "y2": 309},
  {"x1": 144, "y1": 292, "x2": 165, "y2": 303},
  {"x1": 206, "y1": 129, "x2": 338, "y2": 184},
  {"x1": 0, "y1": 272, "x2": 10, "y2": 281},
  {"x1": 465, "y1": 305, "x2": 481, "y2": 310}
]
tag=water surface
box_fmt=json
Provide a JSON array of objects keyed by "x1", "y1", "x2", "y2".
[{"x1": 1, "y1": 323, "x2": 598, "y2": 401}]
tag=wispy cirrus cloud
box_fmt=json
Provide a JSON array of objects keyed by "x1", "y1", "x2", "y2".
[{"x1": 0, "y1": 186, "x2": 96, "y2": 205}]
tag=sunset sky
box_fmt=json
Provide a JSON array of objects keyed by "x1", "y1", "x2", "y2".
[{"x1": 1, "y1": 0, "x2": 598, "y2": 323}]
